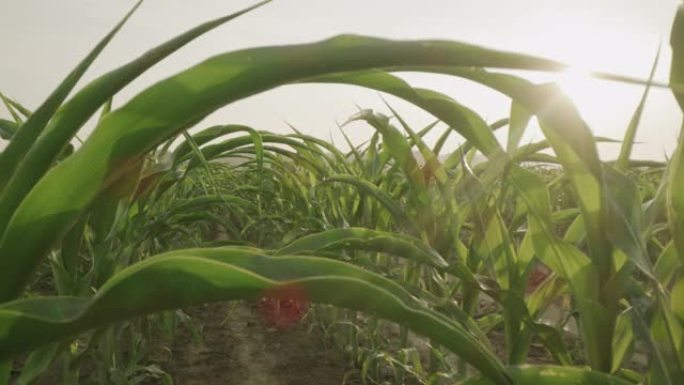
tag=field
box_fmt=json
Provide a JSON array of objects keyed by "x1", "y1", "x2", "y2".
[{"x1": 1, "y1": 1, "x2": 684, "y2": 384}]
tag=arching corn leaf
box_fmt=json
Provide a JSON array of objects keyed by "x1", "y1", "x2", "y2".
[
  {"x1": 275, "y1": 227, "x2": 448, "y2": 268},
  {"x1": 0, "y1": 248, "x2": 510, "y2": 385},
  {"x1": 458, "y1": 365, "x2": 633, "y2": 385}
]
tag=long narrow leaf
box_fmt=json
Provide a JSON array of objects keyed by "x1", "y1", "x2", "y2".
[
  {"x1": 0, "y1": 248, "x2": 510, "y2": 385},
  {"x1": 0, "y1": 0, "x2": 143, "y2": 190}
]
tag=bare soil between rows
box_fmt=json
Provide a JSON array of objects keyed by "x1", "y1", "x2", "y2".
[{"x1": 154, "y1": 302, "x2": 360, "y2": 385}]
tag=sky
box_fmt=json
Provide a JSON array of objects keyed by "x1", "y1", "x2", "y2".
[{"x1": 1, "y1": 0, "x2": 682, "y2": 160}]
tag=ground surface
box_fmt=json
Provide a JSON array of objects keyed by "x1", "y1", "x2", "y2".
[
  {"x1": 158, "y1": 302, "x2": 359, "y2": 385},
  {"x1": 17, "y1": 299, "x2": 605, "y2": 384}
]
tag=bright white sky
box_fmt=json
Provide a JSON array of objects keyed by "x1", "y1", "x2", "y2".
[{"x1": 1, "y1": 0, "x2": 682, "y2": 160}]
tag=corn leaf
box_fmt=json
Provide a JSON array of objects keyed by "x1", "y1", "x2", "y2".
[{"x1": 0, "y1": 248, "x2": 510, "y2": 385}]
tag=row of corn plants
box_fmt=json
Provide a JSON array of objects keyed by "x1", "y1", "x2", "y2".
[{"x1": 2, "y1": 1, "x2": 684, "y2": 384}]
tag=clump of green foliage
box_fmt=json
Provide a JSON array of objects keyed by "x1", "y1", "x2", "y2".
[{"x1": 1, "y1": 1, "x2": 684, "y2": 385}]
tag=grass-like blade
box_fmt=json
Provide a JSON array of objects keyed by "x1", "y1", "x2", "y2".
[
  {"x1": 0, "y1": 0, "x2": 143, "y2": 191},
  {"x1": 668, "y1": 4, "x2": 684, "y2": 263},
  {"x1": 0, "y1": 1, "x2": 272, "y2": 238},
  {"x1": 0, "y1": 248, "x2": 510, "y2": 385},
  {"x1": 0, "y1": 35, "x2": 589, "y2": 301},
  {"x1": 458, "y1": 365, "x2": 633, "y2": 385},
  {"x1": 616, "y1": 47, "x2": 660, "y2": 170},
  {"x1": 309, "y1": 70, "x2": 502, "y2": 157},
  {"x1": 318, "y1": 174, "x2": 417, "y2": 234},
  {"x1": 173, "y1": 124, "x2": 264, "y2": 169},
  {"x1": 275, "y1": 227, "x2": 448, "y2": 268}
]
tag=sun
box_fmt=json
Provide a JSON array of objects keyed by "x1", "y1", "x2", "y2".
[
  {"x1": 554, "y1": 62, "x2": 653, "y2": 130},
  {"x1": 515, "y1": 16, "x2": 660, "y2": 123},
  {"x1": 557, "y1": 67, "x2": 600, "y2": 109}
]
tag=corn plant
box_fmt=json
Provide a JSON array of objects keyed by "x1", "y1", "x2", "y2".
[{"x1": 2, "y1": 1, "x2": 684, "y2": 385}]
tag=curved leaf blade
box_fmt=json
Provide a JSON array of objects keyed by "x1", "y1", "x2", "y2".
[{"x1": 0, "y1": 248, "x2": 510, "y2": 385}]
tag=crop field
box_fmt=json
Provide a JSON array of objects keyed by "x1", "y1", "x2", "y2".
[{"x1": 1, "y1": 1, "x2": 684, "y2": 384}]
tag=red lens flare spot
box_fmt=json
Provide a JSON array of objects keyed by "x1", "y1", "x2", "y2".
[
  {"x1": 258, "y1": 284, "x2": 309, "y2": 329},
  {"x1": 526, "y1": 263, "x2": 551, "y2": 294}
]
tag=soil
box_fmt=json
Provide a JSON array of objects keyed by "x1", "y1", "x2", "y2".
[
  {"x1": 153, "y1": 302, "x2": 360, "y2": 385},
  {"x1": 17, "y1": 298, "x2": 641, "y2": 384}
]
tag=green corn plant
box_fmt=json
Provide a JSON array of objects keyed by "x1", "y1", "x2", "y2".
[{"x1": 2, "y1": 1, "x2": 683, "y2": 384}]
